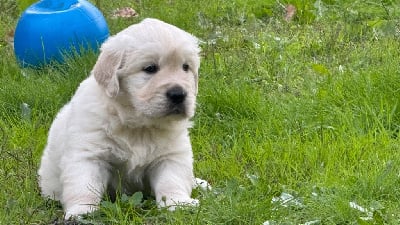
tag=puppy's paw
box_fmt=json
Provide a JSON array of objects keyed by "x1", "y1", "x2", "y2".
[
  {"x1": 159, "y1": 197, "x2": 199, "y2": 211},
  {"x1": 64, "y1": 204, "x2": 97, "y2": 220},
  {"x1": 193, "y1": 177, "x2": 212, "y2": 191}
]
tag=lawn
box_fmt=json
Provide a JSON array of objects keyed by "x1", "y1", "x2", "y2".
[{"x1": 1, "y1": 0, "x2": 400, "y2": 224}]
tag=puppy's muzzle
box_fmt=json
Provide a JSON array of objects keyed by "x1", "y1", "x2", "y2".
[{"x1": 166, "y1": 85, "x2": 187, "y2": 115}]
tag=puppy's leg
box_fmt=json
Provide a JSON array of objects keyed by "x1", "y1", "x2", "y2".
[
  {"x1": 38, "y1": 147, "x2": 62, "y2": 200},
  {"x1": 148, "y1": 159, "x2": 198, "y2": 210},
  {"x1": 60, "y1": 159, "x2": 110, "y2": 219}
]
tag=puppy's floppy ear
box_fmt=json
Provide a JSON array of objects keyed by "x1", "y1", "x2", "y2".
[
  {"x1": 92, "y1": 38, "x2": 125, "y2": 98},
  {"x1": 192, "y1": 56, "x2": 200, "y2": 96}
]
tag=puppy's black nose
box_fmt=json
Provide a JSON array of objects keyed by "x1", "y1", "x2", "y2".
[{"x1": 166, "y1": 86, "x2": 187, "y2": 104}]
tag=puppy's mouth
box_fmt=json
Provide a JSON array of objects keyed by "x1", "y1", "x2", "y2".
[{"x1": 166, "y1": 103, "x2": 187, "y2": 116}]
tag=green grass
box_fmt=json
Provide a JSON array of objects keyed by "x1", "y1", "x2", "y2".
[{"x1": 1, "y1": 0, "x2": 400, "y2": 224}]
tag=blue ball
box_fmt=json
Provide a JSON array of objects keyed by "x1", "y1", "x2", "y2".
[{"x1": 14, "y1": 0, "x2": 110, "y2": 67}]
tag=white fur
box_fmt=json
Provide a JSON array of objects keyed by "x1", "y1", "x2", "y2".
[{"x1": 38, "y1": 18, "x2": 202, "y2": 219}]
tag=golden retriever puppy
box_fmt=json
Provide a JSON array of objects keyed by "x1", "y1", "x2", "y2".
[{"x1": 38, "y1": 18, "x2": 202, "y2": 219}]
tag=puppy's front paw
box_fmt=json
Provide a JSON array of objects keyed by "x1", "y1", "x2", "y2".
[
  {"x1": 64, "y1": 204, "x2": 97, "y2": 219},
  {"x1": 159, "y1": 197, "x2": 199, "y2": 211}
]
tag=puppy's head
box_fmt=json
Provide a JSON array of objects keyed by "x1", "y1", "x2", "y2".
[{"x1": 92, "y1": 18, "x2": 200, "y2": 121}]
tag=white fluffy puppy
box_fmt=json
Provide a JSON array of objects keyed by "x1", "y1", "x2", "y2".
[{"x1": 38, "y1": 18, "x2": 201, "y2": 219}]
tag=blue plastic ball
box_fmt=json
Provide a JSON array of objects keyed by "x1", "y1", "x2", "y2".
[{"x1": 14, "y1": 0, "x2": 109, "y2": 67}]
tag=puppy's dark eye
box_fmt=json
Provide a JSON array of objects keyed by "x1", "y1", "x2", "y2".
[
  {"x1": 182, "y1": 63, "x2": 190, "y2": 72},
  {"x1": 143, "y1": 64, "x2": 159, "y2": 74}
]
